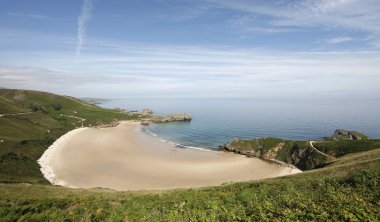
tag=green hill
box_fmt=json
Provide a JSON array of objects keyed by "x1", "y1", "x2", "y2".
[{"x1": 0, "y1": 89, "x2": 379, "y2": 221}]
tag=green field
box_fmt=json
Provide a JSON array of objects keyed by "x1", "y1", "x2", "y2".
[{"x1": 1, "y1": 89, "x2": 380, "y2": 221}]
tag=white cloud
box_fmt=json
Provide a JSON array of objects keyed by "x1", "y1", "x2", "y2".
[
  {"x1": 1, "y1": 38, "x2": 379, "y2": 98},
  {"x1": 326, "y1": 37, "x2": 354, "y2": 44},
  {"x1": 205, "y1": 0, "x2": 380, "y2": 47},
  {"x1": 76, "y1": 0, "x2": 94, "y2": 56}
]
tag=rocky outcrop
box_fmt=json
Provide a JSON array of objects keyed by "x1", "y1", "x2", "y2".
[
  {"x1": 142, "y1": 109, "x2": 154, "y2": 115},
  {"x1": 220, "y1": 138, "x2": 260, "y2": 157},
  {"x1": 141, "y1": 120, "x2": 150, "y2": 125},
  {"x1": 263, "y1": 142, "x2": 284, "y2": 159},
  {"x1": 220, "y1": 137, "x2": 332, "y2": 171},
  {"x1": 95, "y1": 121, "x2": 120, "y2": 128},
  {"x1": 220, "y1": 138, "x2": 303, "y2": 169},
  {"x1": 330, "y1": 129, "x2": 369, "y2": 141},
  {"x1": 140, "y1": 113, "x2": 192, "y2": 125}
]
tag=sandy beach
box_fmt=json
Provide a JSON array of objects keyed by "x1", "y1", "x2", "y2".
[{"x1": 38, "y1": 121, "x2": 301, "y2": 191}]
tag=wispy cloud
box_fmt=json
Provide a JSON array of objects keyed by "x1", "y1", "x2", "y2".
[
  {"x1": 205, "y1": 0, "x2": 380, "y2": 47},
  {"x1": 1, "y1": 37, "x2": 380, "y2": 98},
  {"x1": 326, "y1": 37, "x2": 354, "y2": 44},
  {"x1": 76, "y1": 0, "x2": 94, "y2": 56},
  {"x1": 8, "y1": 12, "x2": 47, "y2": 20}
]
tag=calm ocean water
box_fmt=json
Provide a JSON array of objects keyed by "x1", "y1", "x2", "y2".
[{"x1": 100, "y1": 99, "x2": 380, "y2": 150}]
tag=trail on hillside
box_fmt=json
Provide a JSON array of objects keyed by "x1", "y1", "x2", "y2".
[
  {"x1": 0, "y1": 112, "x2": 33, "y2": 117},
  {"x1": 64, "y1": 115, "x2": 86, "y2": 127},
  {"x1": 309, "y1": 141, "x2": 334, "y2": 159}
]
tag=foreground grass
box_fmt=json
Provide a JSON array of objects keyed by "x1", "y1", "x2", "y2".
[{"x1": 0, "y1": 150, "x2": 379, "y2": 221}]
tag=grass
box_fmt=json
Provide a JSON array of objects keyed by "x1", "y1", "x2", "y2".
[{"x1": 313, "y1": 140, "x2": 380, "y2": 157}]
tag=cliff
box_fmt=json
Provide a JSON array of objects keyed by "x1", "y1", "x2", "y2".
[
  {"x1": 221, "y1": 130, "x2": 376, "y2": 171},
  {"x1": 221, "y1": 138, "x2": 332, "y2": 170}
]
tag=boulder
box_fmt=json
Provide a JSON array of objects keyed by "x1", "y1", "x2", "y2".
[{"x1": 141, "y1": 120, "x2": 150, "y2": 125}]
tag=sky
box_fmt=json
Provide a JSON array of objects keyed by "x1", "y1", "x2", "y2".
[{"x1": 0, "y1": 0, "x2": 379, "y2": 99}]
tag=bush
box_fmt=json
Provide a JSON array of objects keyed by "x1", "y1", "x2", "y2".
[
  {"x1": 28, "y1": 103, "x2": 40, "y2": 112},
  {"x1": 52, "y1": 104, "x2": 62, "y2": 111}
]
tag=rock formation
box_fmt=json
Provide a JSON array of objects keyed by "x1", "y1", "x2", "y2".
[
  {"x1": 142, "y1": 109, "x2": 154, "y2": 115},
  {"x1": 140, "y1": 113, "x2": 192, "y2": 125},
  {"x1": 330, "y1": 129, "x2": 369, "y2": 141},
  {"x1": 220, "y1": 137, "x2": 333, "y2": 171}
]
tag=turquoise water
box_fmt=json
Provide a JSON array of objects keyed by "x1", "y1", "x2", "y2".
[{"x1": 100, "y1": 99, "x2": 380, "y2": 150}]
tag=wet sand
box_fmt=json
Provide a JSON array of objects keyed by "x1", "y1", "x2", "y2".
[{"x1": 39, "y1": 121, "x2": 301, "y2": 191}]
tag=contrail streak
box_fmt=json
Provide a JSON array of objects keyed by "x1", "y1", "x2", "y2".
[{"x1": 76, "y1": 0, "x2": 93, "y2": 56}]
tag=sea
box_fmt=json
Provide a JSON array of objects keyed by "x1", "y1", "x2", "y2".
[{"x1": 99, "y1": 98, "x2": 380, "y2": 150}]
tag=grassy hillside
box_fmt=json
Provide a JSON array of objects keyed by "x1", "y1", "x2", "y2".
[
  {"x1": 313, "y1": 140, "x2": 380, "y2": 157},
  {"x1": 0, "y1": 149, "x2": 379, "y2": 221},
  {"x1": 0, "y1": 89, "x2": 139, "y2": 184},
  {"x1": 222, "y1": 137, "x2": 380, "y2": 170}
]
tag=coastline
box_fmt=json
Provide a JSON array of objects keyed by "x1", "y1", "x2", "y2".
[
  {"x1": 37, "y1": 127, "x2": 88, "y2": 188},
  {"x1": 142, "y1": 125, "x2": 214, "y2": 152},
  {"x1": 38, "y1": 121, "x2": 301, "y2": 191}
]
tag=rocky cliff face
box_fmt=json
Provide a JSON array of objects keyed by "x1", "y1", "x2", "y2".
[
  {"x1": 330, "y1": 129, "x2": 369, "y2": 141},
  {"x1": 221, "y1": 138, "x2": 333, "y2": 171},
  {"x1": 221, "y1": 129, "x2": 370, "y2": 170}
]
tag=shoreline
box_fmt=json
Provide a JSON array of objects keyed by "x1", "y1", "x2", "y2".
[
  {"x1": 142, "y1": 125, "x2": 215, "y2": 152},
  {"x1": 38, "y1": 121, "x2": 301, "y2": 191},
  {"x1": 143, "y1": 125, "x2": 300, "y2": 169},
  {"x1": 38, "y1": 127, "x2": 88, "y2": 188}
]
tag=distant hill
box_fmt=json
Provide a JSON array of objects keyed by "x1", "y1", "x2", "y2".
[{"x1": 79, "y1": 97, "x2": 111, "y2": 105}]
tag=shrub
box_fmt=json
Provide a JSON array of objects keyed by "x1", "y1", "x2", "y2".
[{"x1": 52, "y1": 104, "x2": 62, "y2": 111}]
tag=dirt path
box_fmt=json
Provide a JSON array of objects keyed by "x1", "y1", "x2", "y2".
[
  {"x1": 64, "y1": 115, "x2": 86, "y2": 127},
  {"x1": 309, "y1": 141, "x2": 334, "y2": 158},
  {"x1": 65, "y1": 115, "x2": 86, "y2": 122},
  {"x1": 0, "y1": 112, "x2": 33, "y2": 117}
]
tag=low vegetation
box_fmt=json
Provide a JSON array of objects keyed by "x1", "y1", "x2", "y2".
[{"x1": 313, "y1": 140, "x2": 380, "y2": 157}]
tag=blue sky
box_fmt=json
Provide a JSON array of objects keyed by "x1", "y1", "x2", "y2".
[{"x1": 0, "y1": 0, "x2": 379, "y2": 99}]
